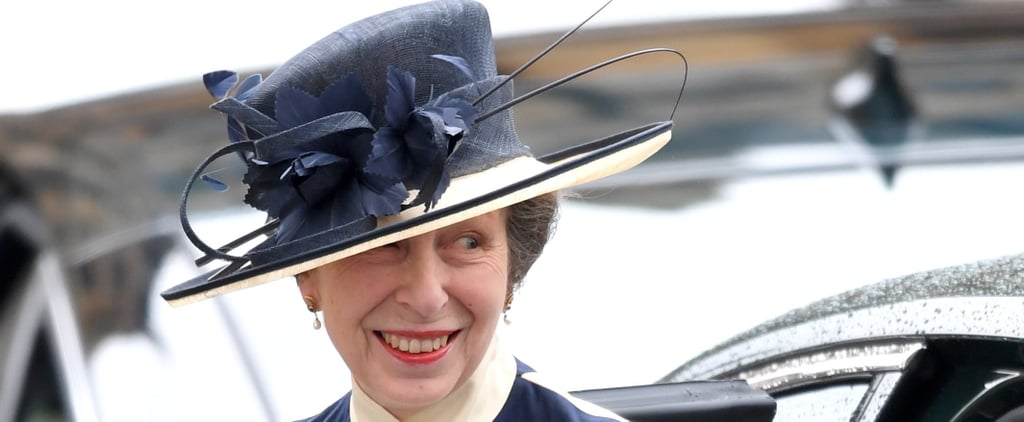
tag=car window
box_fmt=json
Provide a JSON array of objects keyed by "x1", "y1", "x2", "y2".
[{"x1": 772, "y1": 382, "x2": 870, "y2": 422}]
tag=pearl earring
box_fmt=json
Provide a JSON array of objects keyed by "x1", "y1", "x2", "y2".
[{"x1": 303, "y1": 295, "x2": 322, "y2": 330}]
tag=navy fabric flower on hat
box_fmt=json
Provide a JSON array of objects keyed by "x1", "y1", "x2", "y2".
[
  {"x1": 199, "y1": 54, "x2": 478, "y2": 245},
  {"x1": 366, "y1": 56, "x2": 478, "y2": 210},
  {"x1": 244, "y1": 75, "x2": 410, "y2": 243},
  {"x1": 202, "y1": 71, "x2": 408, "y2": 244}
]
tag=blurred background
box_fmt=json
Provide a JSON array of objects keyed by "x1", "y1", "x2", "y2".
[{"x1": 1, "y1": 0, "x2": 1023, "y2": 421}]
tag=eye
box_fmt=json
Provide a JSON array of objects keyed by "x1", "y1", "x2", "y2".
[{"x1": 456, "y1": 236, "x2": 479, "y2": 249}]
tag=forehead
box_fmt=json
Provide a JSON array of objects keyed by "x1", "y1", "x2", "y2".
[
  {"x1": 425, "y1": 209, "x2": 507, "y2": 235},
  {"x1": 303, "y1": 209, "x2": 510, "y2": 275}
]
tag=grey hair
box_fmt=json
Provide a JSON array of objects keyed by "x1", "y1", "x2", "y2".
[{"x1": 505, "y1": 192, "x2": 560, "y2": 292}]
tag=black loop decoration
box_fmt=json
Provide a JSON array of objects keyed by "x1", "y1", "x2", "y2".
[{"x1": 179, "y1": 141, "x2": 258, "y2": 263}]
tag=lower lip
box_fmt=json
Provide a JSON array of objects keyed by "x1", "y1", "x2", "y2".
[{"x1": 377, "y1": 332, "x2": 456, "y2": 365}]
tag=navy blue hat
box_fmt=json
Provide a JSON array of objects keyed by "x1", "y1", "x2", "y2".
[{"x1": 162, "y1": 0, "x2": 674, "y2": 306}]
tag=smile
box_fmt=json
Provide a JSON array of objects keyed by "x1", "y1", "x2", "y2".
[{"x1": 380, "y1": 332, "x2": 451, "y2": 354}]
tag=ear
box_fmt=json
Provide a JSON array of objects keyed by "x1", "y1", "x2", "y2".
[{"x1": 295, "y1": 271, "x2": 317, "y2": 299}]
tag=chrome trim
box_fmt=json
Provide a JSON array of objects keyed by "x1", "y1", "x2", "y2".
[
  {"x1": 951, "y1": 369, "x2": 1024, "y2": 422},
  {"x1": 983, "y1": 369, "x2": 1021, "y2": 391},
  {"x1": 854, "y1": 372, "x2": 903, "y2": 422},
  {"x1": 736, "y1": 341, "x2": 923, "y2": 392}
]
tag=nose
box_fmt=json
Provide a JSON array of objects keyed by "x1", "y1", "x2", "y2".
[{"x1": 393, "y1": 245, "x2": 449, "y2": 318}]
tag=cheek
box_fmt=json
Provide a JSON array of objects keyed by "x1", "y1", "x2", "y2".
[
  {"x1": 454, "y1": 259, "x2": 509, "y2": 314},
  {"x1": 318, "y1": 276, "x2": 393, "y2": 364},
  {"x1": 323, "y1": 280, "x2": 386, "y2": 320},
  {"x1": 313, "y1": 266, "x2": 391, "y2": 328}
]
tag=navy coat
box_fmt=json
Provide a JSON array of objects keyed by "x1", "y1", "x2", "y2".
[{"x1": 298, "y1": 360, "x2": 623, "y2": 421}]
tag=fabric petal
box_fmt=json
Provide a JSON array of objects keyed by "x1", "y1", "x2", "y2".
[
  {"x1": 404, "y1": 113, "x2": 443, "y2": 172},
  {"x1": 422, "y1": 105, "x2": 467, "y2": 147},
  {"x1": 226, "y1": 117, "x2": 247, "y2": 143},
  {"x1": 409, "y1": 141, "x2": 450, "y2": 210},
  {"x1": 243, "y1": 162, "x2": 293, "y2": 212},
  {"x1": 203, "y1": 71, "x2": 238, "y2": 99},
  {"x1": 365, "y1": 127, "x2": 411, "y2": 181},
  {"x1": 430, "y1": 167, "x2": 451, "y2": 208},
  {"x1": 274, "y1": 199, "x2": 308, "y2": 243},
  {"x1": 320, "y1": 73, "x2": 374, "y2": 117},
  {"x1": 383, "y1": 66, "x2": 416, "y2": 129},
  {"x1": 293, "y1": 151, "x2": 344, "y2": 177},
  {"x1": 276, "y1": 86, "x2": 323, "y2": 129},
  {"x1": 327, "y1": 179, "x2": 369, "y2": 228},
  {"x1": 235, "y1": 74, "x2": 263, "y2": 101},
  {"x1": 429, "y1": 94, "x2": 477, "y2": 131},
  {"x1": 200, "y1": 174, "x2": 229, "y2": 192},
  {"x1": 296, "y1": 159, "x2": 348, "y2": 206},
  {"x1": 211, "y1": 97, "x2": 279, "y2": 137},
  {"x1": 356, "y1": 179, "x2": 407, "y2": 217},
  {"x1": 431, "y1": 54, "x2": 475, "y2": 80}
]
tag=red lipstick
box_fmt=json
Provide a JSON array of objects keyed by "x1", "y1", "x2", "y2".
[{"x1": 376, "y1": 331, "x2": 458, "y2": 365}]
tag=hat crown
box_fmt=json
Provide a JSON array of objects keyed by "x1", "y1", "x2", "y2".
[{"x1": 248, "y1": 0, "x2": 499, "y2": 128}]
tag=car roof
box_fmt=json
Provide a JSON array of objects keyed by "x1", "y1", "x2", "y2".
[{"x1": 664, "y1": 252, "x2": 1024, "y2": 382}]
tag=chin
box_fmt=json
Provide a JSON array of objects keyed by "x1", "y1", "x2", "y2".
[{"x1": 376, "y1": 376, "x2": 461, "y2": 416}]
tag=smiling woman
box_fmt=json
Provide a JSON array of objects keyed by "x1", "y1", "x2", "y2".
[
  {"x1": 158, "y1": 0, "x2": 677, "y2": 420},
  {"x1": 297, "y1": 211, "x2": 511, "y2": 419}
]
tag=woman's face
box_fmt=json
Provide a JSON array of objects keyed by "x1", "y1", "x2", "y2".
[{"x1": 298, "y1": 210, "x2": 508, "y2": 418}]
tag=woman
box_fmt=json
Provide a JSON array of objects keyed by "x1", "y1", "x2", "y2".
[{"x1": 162, "y1": 0, "x2": 677, "y2": 420}]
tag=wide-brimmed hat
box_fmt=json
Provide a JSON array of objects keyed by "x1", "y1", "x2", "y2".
[{"x1": 161, "y1": 0, "x2": 680, "y2": 307}]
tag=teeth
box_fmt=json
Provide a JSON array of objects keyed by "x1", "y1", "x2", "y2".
[{"x1": 382, "y1": 333, "x2": 451, "y2": 354}]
